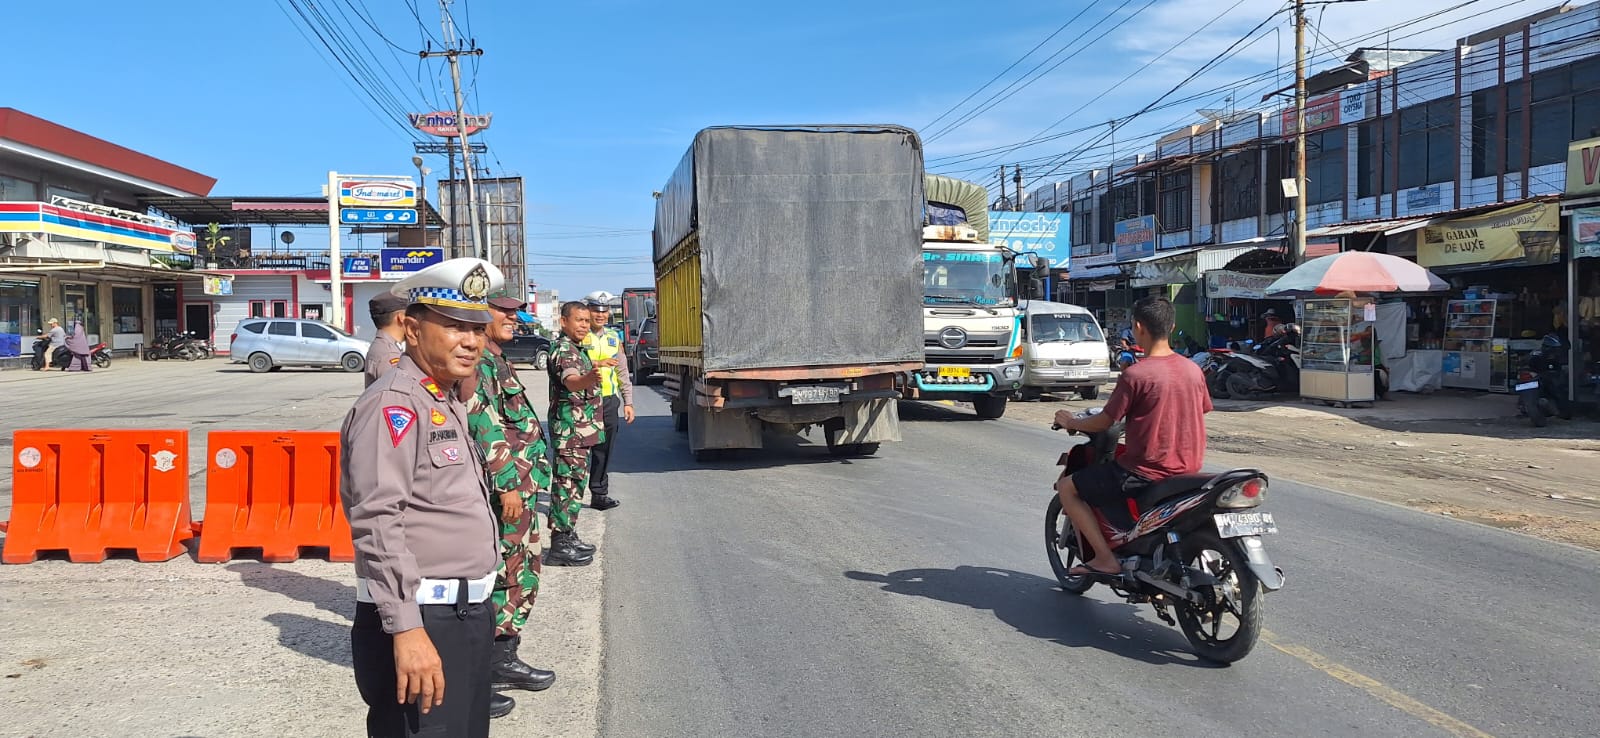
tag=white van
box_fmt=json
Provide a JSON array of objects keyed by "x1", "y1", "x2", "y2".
[{"x1": 1017, "y1": 300, "x2": 1111, "y2": 400}]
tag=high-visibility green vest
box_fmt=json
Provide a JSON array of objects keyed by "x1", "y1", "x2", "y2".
[{"x1": 583, "y1": 328, "x2": 623, "y2": 397}]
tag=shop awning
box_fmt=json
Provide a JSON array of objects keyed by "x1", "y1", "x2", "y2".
[
  {"x1": 139, "y1": 195, "x2": 443, "y2": 228},
  {"x1": 1306, "y1": 216, "x2": 1434, "y2": 238},
  {"x1": 1129, "y1": 244, "x2": 1283, "y2": 287},
  {"x1": 1066, "y1": 264, "x2": 1124, "y2": 281}
]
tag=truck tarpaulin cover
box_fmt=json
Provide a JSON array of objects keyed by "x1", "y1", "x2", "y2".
[{"x1": 654, "y1": 125, "x2": 926, "y2": 372}]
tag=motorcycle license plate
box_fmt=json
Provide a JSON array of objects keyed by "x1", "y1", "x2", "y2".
[
  {"x1": 1514, "y1": 381, "x2": 1539, "y2": 392},
  {"x1": 1214, "y1": 512, "x2": 1278, "y2": 538},
  {"x1": 937, "y1": 366, "x2": 971, "y2": 378}
]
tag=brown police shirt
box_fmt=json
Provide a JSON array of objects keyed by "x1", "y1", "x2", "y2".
[{"x1": 340, "y1": 354, "x2": 498, "y2": 634}]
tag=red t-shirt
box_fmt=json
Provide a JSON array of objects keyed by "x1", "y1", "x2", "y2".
[{"x1": 1103, "y1": 353, "x2": 1211, "y2": 480}]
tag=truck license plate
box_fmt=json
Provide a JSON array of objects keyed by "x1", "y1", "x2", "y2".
[
  {"x1": 1214, "y1": 512, "x2": 1278, "y2": 538},
  {"x1": 788, "y1": 386, "x2": 843, "y2": 405},
  {"x1": 937, "y1": 366, "x2": 971, "y2": 378}
]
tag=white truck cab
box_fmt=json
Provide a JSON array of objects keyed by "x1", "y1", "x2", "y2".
[{"x1": 1017, "y1": 300, "x2": 1111, "y2": 400}]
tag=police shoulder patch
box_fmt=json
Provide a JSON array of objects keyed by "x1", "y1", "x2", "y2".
[
  {"x1": 389, "y1": 356, "x2": 400, "y2": 365},
  {"x1": 382, "y1": 406, "x2": 417, "y2": 447}
]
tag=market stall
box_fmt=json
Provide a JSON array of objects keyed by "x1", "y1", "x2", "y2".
[{"x1": 1267, "y1": 251, "x2": 1448, "y2": 406}]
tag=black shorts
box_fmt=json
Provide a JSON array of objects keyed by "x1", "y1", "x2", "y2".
[{"x1": 1070, "y1": 462, "x2": 1152, "y2": 509}]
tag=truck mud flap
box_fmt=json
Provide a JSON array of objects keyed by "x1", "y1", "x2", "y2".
[{"x1": 835, "y1": 398, "x2": 900, "y2": 444}]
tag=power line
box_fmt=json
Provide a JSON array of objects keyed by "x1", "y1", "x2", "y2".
[{"x1": 921, "y1": 0, "x2": 1108, "y2": 133}]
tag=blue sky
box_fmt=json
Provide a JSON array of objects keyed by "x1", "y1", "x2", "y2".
[{"x1": 9, "y1": 0, "x2": 1551, "y2": 299}]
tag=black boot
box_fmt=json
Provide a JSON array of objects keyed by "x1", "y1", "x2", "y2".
[
  {"x1": 544, "y1": 531, "x2": 594, "y2": 567},
  {"x1": 569, "y1": 531, "x2": 597, "y2": 555},
  {"x1": 590, "y1": 494, "x2": 621, "y2": 511},
  {"x1": 490, "y1": 691, "x2": 515, "y2": 719},
  {"x1": 492, "y1": 635, "x2": 556, "y2": 692}
]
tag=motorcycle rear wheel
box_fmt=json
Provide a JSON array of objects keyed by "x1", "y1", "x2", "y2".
[
  {"x1": 1044, "y1": 496, "x2": 1095, "y2": 595},
  {"x1": 1175, "y1": 530, "x2": 1263, "y2": 664},
  {"x1": 92, "y1": 354, "x2": 110, "y2": 369},
  {"x1": 1525, "y1": 395, "x2": 1548, "y2": 427},
  {"x1": 1225, "y1": 373, "x2": 1258, "y2": 400}
]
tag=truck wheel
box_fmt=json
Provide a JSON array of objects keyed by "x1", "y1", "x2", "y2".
[
  {"x1": 972, "y1": 395, "x2": 1008, "y2": 419},
  {"x1": 1080, "y1": 385, "x2": 1099, "y2": 400},
  {"x1": 694, "y1": 448, "x2": 723, "y2": 462}
]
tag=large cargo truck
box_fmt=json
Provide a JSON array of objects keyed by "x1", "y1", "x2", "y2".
[
  {"x1": 653, "y1": 125, "x2": 925, "y2": 461},
  {"x1": 901, "y1": 174, "x2": 1031, "y2": 419}
]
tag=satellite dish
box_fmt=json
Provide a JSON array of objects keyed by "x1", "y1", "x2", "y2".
[{"x1": 281, "y1": 231, "x2": 295, "y2": 245}]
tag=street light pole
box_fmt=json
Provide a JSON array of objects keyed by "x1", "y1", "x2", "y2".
[{"x1": 412, "y1": 155, "x2": 432, "y2": 248}]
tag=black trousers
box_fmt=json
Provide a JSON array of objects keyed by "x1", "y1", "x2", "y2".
[
  {"x1": 351, "y1": 600, "x2": 493, "y2": 738},
  {"x1": 588, "y1": 394, "x2": 622, "y2": 496}
]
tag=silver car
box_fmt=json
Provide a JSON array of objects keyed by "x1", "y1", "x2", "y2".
[{"x1": 230, "y1": 318, "x2": 371, "y2": 373}]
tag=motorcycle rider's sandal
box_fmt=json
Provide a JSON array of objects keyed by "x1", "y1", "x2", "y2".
[{"x1": 1069, "y1": 563, "x2": 1122, "y2": 577}]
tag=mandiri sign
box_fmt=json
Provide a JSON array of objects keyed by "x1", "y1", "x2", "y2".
[{"x1": 380, "y1": 248, "x2": 443, "y2": 279}]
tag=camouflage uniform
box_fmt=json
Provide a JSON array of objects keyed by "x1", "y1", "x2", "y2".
[
  {"x1": 547, "y1": 334, "x2": 604, "y2": 533},
  {"x1": 465, "y1": 346, "x2": 552, "y2": 638}
]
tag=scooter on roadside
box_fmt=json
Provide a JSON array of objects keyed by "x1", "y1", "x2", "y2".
[
  {"x1": 1517, "y1": 332, "x2": 1573, "y2": 427},
  {"x1": 90, "y1": 341, "x2": 112, "y2": 369},
  {"x1": 1213, "y1": 326, "x2": 1301, "y2": 399},
  {"x1": 1044, "y1": 410, "x2": 1285, "y2": 663}
]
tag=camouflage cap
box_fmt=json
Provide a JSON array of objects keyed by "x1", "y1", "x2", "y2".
[{"x1": 486, "y1": 288, "x2": 525, "y2": 311}]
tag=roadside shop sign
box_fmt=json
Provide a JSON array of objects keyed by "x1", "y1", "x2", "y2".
[
  {"x1": 380, "y1": 248, "x2": 443, "y2": 279},
  {"x1": 1571, "y1": 207, "x2": 1600, "y2": 259},
  {"x1": 202, "y1": 276, "x2": 233, "y2": 296},
  {"x1": 1205, "y1": 270, "x2": 1280, "y2": 300},
  {"x1": 338, "y1": 180, "x2": 416, "y2": 208},
  {"x1": 408, "y1": 111, "x2": 493, "y2": 138},
  {"x1": 342, "y1": 257, "x2": 373, "y2": 277},
  {"x1": 1113, "y1": 215, "x2": 1157, "y2": 262},
  {"x1": 988, "y1": 211, "x2": 1069, "y2": 269},
  {"x1": 1417, "y1": 201, "x2": 1558, "y2": 268}
]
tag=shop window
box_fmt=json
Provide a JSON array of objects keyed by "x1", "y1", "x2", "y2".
[
  {"x1": 1157, "y1": 170, "x2": 1191, "y2": 233},
  {"x1": 0, "y1": 174, "x2": 39, "y2": 201},
  {"x1": 61, "y1": 284, "x2": 97, "y2": 330},
  {"x1": 271, "y1": 300, "x2": 289, "y2": 318},
  {"x1": 1070, "y1": 196, "x2": 1095, "y2": 246},
  {"x1": 1306, "y1": 128, "x2": 1346, "y2": 205},
  {"x1": 250, "y1": 300, "x2": 266, "y2": 318},
  {"x1": 1265, "y1": 143, "x2": 1291, "y2": 213},
  {"x1": 112, "y1": 286, "x2": 142, "y2": 334},
  {"x1": 1471, "y1": 89, "x2": 1501, "y2": 179},
  {"x1": 1356, "y1": 120, "x2": 1391, "y2": 198},
  {"x1": 1217, "y1": 150, "x2": 1260, "y2": 222},
  {"x1": 1397, "y1": 99, "x2": 1455, "y2": 190},
  {"x1": 1107, "y1": 181, "x2": 1142, "y2": 222},
  {"x1": 0, "y1": 279, "x2": 41, "y2": 336}
]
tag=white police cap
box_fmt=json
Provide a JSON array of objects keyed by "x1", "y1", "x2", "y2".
[{"x1": 390, "y1": 257, "x2": 505, "y2": 324}]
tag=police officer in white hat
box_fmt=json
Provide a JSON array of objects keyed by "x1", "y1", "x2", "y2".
[{"x1": 340, "y1": 257, "x2": 516, "y2": 736}]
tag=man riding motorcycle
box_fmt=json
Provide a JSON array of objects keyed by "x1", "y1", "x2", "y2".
[{"x1": 1052, "y1": 296, "x2": 1213, "y2": 576}]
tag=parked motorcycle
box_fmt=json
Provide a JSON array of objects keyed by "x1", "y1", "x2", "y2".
[
  {"x1": 90, "y1": 341, "x2": 111, "y2": 369},
  {"x1": 1045, "y1": 410, "x2": 1285, "y2": 663},
  {"x1": 1215, "y1": 327, "x2": 1301, "y2": 399},
  {"x1": 144, "y1": 332, "x2": 200, "y2": 361},
  {"x1": 1111, "y1": 332, "x2": 1144, "y2": 370},
  {"x1": 1517, "y1": 332, "x2": 1572, "y2": 427}
]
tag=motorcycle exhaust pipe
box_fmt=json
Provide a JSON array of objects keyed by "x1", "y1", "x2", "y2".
[{"x1": 1133, "y1": 570, "x2": 1201, "y2": 604}]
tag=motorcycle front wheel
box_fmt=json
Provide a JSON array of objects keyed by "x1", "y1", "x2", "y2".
[
  {"x1": 1044, "y1": 496, "x2": 1095, "y2": 595},
  {"x1": 92, "y1": 354, "x2": 110, "y2": 369},
  {"x1": 1175, "y1": 530, "x2": 1263, "y2": 664}
]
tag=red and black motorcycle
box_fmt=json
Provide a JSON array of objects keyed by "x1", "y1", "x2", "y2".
[{"x1": 1044, "y1": 410, "x2": 1285, "y2": 663}]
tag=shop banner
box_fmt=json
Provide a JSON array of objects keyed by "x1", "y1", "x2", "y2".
[
  {"x1": 1114, "y1": 215, "x2": 1156, "y2": 262},
  {"x1": 1205, "y1": 270, "x2": 1279, "y2": 299},
  {"x1": 1571, "y1": 207, "x2": 1600, "y2": 259},
  {"x1": 1565, "y1": 136, "x2": 1600, "y2": 197},
  {"x1": 202, "y1": 277, "x2": 233, "y2": 296},
  {"x1": 1417, "y1": 202, "x2": 1558, "y2": 268},
  {"x1": 988, "y1": 211, "x2": 1069, "y2": 269}
]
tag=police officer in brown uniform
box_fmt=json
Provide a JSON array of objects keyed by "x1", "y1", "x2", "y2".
[
  {"x1": 340, "y1": 257, "x2": 514, "y2": 737},
  {"x1": 364, "y1": 292, "x2": 408, "y2": 387}
]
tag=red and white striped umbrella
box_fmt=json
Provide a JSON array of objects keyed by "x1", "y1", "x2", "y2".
[{"x1": 1266, "y1": 252, "x2": 1448, "y2": 295}]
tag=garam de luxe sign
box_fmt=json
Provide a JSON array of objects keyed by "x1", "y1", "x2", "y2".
[{"x1": 1417, "y1": 201, "x2": 1558, "y2": 268}]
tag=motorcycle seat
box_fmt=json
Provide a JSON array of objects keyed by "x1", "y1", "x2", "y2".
[{"x1": 1134, "y1": 473, "x2": 1216, "y2": 508}]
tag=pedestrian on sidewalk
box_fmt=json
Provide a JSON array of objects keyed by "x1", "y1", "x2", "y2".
[
  {"x1": 64, "y1": 319, "x2": 91, "y2": 372},
  {"x1": 364, "y1": 292, "x2": 408, "y2": 387},
  {"x1": 340, "y1": 258, "x2": 509, "y2": 736},
  {"x1": 460, "y1": 287, "x2": 560, "y2": 695},
  {"x1": 581, "y1": 292, "x2": 634, "y2": 511},
  {"x1": 545, "y1": 301, "x2": 604, "y2": 566}
]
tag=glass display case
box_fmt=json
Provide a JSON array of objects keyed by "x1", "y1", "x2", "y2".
[
  {"x1": 1442, "y1": 299, "x2": 1496, "y2": 390},
  {"x1": 1298, "y1": 297, "x2": 1376, "y2": 405}
]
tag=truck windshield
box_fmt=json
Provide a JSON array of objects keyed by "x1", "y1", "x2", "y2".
[
  {"x1": 1030, "y1": 313, "x2": 1103, "y2": 344},
  {"x1": 923, "y1": 250, "x2": 1014, "y2": 306}
]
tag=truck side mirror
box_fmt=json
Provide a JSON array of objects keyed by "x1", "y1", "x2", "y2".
[{"x1": 1031, "y1": 255, "x2": 1049, "y2": 270}]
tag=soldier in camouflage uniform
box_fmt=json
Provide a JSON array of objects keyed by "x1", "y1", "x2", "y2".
[
  {"x1": 545, "y1": 301, "x2": 605, "y2": 566},
  {"x1": 462, "y1": 289, "x2": 561, "y2": 693}
]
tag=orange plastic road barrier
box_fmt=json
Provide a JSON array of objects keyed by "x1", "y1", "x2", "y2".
[
  {"x1": 196, "y1": 431, "x2": 354, "y2": 563},
  {"x1": 3, "y1": 429, "x2": 194, "y2": 564}
]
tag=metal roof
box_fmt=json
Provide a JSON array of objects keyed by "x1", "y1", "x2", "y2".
[{"x1": 139, "y1": 195, "x2": 442, "y2": 228}]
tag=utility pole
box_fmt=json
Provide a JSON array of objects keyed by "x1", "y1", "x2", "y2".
[
  {"x1": 420, "y1": 0, "x2": 485, "y2": 262},
  {"x1": 1293, "y1": 0, "x2": 1308, "y2": 266},
  {"x1": 1013, "y1": 166, "x2": 1023, "y2": 212}
]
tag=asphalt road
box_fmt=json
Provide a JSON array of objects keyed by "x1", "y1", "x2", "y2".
[{"x1": 600, "y1": 389, "x2": 1599, "y2": 738}]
